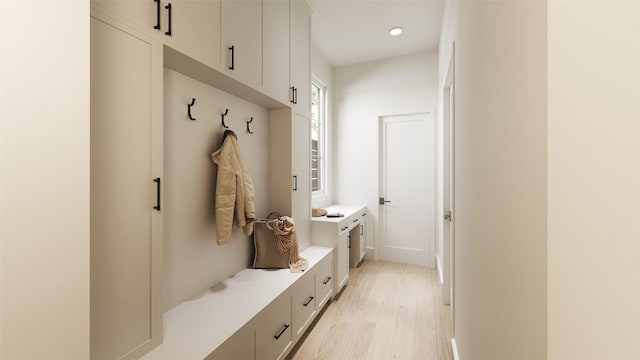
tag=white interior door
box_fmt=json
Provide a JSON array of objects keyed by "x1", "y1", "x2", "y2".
[
  {"x1": 379, "y1": 112, "x2": 435, "y2": 266},
  {"x1": 442, "y1": 42, "x2": 456, "y2": 326}
]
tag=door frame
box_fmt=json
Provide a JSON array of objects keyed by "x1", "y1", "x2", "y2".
[
  {"x1": 441, "y1": 42, "x2": 456, "y2": 327},
  {"x1": 377, "y1": 111, "x2": 436, "y2": 266}
]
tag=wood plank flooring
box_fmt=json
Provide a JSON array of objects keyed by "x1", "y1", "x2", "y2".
[{"x1": 287, "y1": 260, "x2": 454, "y2": 360}]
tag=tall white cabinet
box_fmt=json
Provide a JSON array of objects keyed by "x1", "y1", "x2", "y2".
[
  {"x1": 90, "y1": 14, "x2": 163, "y2": 360},
  {"x1": 270, "y1": 109, "x2": 312, "y2": 243}
]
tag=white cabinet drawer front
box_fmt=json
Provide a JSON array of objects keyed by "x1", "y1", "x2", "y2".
[
  {"x1": 292, "y1": 273, "x2": 316, "y2": 341},
  {"x1": 315, "y1": 252, "x2": 333, "y2": 309},
  {"x1": 256, "y1": 294, "x2": 292, "y2": 360}
]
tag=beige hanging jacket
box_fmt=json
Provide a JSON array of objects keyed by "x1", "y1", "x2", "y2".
[{"x1": 211, "y1": 133, "x2": 255, "y2": 245}]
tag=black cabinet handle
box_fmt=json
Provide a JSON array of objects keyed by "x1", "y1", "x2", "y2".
[
  {"x1": 153, "y1": 0, "x2": 161, "y2": 30},
  {"x1": 164, "y1": 3, "x2": 172, "y2": 36},
  {"x1": 153, "y1": 178, "x2": 161, "y2": 211},
  {"x1": 353, "y1": 219, "x2": 358, "y2": 223},
  {"x1": 290, "y1": 86, "x2": 295, "y2": 103},
  {"x1": 348, "y1": 235, "x2": 351, "y2": 248},
  {"x1": 274, "y1": 324, "x2": 290, "y2": 340},
  {"x1": 360, "y1": 224, "x2": 364, "y2": 236},
  {"x1": 228, "y1": 46, "x2": 235, "y2": 70},
  {"x1": 323, "y1": 276, "x2": 332, "y2": 285},
  {"x1": 293, "y1": 87, "x2": 298, "y2": 104},
  {"x1": 292, "y1": 175, "x2": 297, "y2": 191},
  {"x1": 303, "y1": 296, "x2": 314, "y2": 307}
]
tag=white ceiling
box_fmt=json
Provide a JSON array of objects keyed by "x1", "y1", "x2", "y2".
[{"x1": 308, "y1": 0, "x2": 444, "y2": 67}]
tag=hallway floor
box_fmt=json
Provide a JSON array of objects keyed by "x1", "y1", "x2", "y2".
[{"x1": 287, "y1": 260, "x2": 454, "y2": 360}]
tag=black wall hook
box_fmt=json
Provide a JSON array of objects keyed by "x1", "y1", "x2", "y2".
[
  {"x1": 246, "y1": 117, "x2": 254, "y2": 134},
  {"x1": 221, "y1": 109, "x2": 229, "y2": 128},
  {"x1": 187, "y1": 98, "x2": 196, "y2": 120}
]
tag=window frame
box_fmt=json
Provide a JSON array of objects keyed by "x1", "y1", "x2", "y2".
[{"x1": 311, "y1": 78, "x2": 327, "y2": 197}]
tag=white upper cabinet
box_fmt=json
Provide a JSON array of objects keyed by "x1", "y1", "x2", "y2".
[
  {"x1": 221, "y1": 0, "x2": 263, "y2": 89},
  {"x1": 263, "y1": 0, "x2": 290, "y2": 104},
  {"x1": 166, "y1": 0, "x2": 221, "y2": 68},
  {"x1": 92, "y1": 0, "x2": 158, "y2": 32},
  {"x1": 290, "y1": 0, "x2": 311, "y2": 117}
]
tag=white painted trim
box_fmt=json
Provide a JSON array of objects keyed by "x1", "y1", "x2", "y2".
[
  {"x1": 451, "y1": 338, "x2": 460, "y2": 360},
  {"x1": 365, "y1": 247, "x2": 375, "y2": 261},
  {"x1": 437, "y1": 256, "x2": 443, "y2": 283}
]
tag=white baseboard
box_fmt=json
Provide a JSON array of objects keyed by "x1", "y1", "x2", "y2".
[
  {"x1": 365, "y1": 247, "x2": 375, "y2": 260},
  {"x1": 435, "y1": 255, "x2": 444, "y2": 285},
  {"x1": 451, "y1": 338, "x2": 460, "y2": 360}
]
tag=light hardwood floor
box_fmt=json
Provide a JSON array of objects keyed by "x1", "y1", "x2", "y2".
[{"x1": 287, "y1": 260, "x2": 454, "y2": 360}]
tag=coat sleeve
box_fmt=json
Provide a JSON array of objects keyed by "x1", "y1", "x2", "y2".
[
  {"x1": 211, "y1": 147, "x2": 236, "y2": 245},
  {"x1": 231, "y1": 138, "x2": 256, "y2": 236}
]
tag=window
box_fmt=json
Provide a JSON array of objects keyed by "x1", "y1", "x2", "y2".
[{"x1": 311, "y1": 81, "x2": 326, "y2": 194}]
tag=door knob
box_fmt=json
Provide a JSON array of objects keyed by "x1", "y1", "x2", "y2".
[{"x1": 379, "y1": 197, "x2": 392, "y2": 205}]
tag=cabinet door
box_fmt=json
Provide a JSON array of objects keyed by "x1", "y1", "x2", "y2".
[
  {"x1": 263, "y1": 0, "x2": 290, "y2": 103},
  {"x1": 337, "y1": 229, "x2": 350, "y2": 293},
  {"x1": 291, "y1": 114, "x2": 311, "y2": 244},
  {"x1": 360, "y1": 211, "x2": 368, "y2": 261},
  {"x1": 221, "y1": 0, "x2": 262, "y2": 88},
  {"x1": 290, "y1": 0, "x2": 311, "y2": 116},
  {"x1": 168, "y1": 0, "x2": 221, "y2": 67},
  {"x1": 291, "y1": 273, "x2": 316, "y2": 342},
  {"x1": 90, "y1": 16, "x2": 163, "y2": 360},
  {"x1": 349, "y1": 226, "x2": 361, "y2": 268},
  {"x1": 256, "y1": 293, "x2": 293, "y2": 360},
  {"x1": 93, "y1": 0, "x2": 157, "y2": 33}
]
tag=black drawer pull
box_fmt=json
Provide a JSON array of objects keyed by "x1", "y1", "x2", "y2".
[
  {"x1": 303, "y1": 296, "x2": 314, "y2": 307},
  {"x1": 164, "y1": 3, "x2": 172, "y2": 36},
  {"x1": 323, "y1": 276, "x2": 332, "y2": 285},
  {"x1": 274, "y1": 324, "x2": 290, "y2": 340},
  {"x1": 153, "y1": 0, "x2": 161, "y2": 30},
  {"x1": 353, "y1": 219, "x2": 358, "y2": 223},
  {"x1": 153, "y1": 178, "x2": 161, "y2": 211},
  {"x1": 228, "y1": 46, "x2": 235, "y2": 70},
  {"x1": 290, "y1": 86, "x2": 295, "y2": 103}
]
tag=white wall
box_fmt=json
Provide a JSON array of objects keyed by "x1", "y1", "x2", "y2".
[
  {"x1": 439, "y1": 0, "x2": 547, "y2": 359},
  {"x1": 333, "y1": 51, "x2": 438, "y2": 259},
  {"x1": 163, "y1": 69, "x2": 271, "y2": 310},
  {"x1": 547, "y1": 2, "x2": 640, "y2": 359},
  {"x1": 0, "y1": 1, "x2": 90, "y2": 358},
  {"x1": 311, "y1": 45, "x2": 333, "y2": 208}
]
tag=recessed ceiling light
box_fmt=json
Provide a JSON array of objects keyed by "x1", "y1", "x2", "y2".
[{"x1": 389, "y1": 27, "x2": 403, "y2": 36}]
